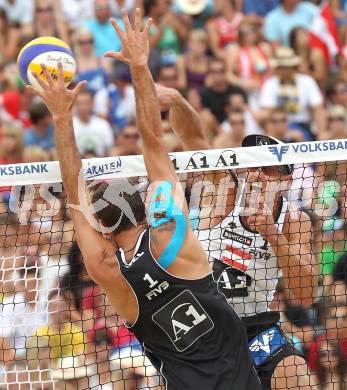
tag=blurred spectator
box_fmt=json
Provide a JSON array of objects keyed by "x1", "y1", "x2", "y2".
[
  {"x1": 73, "y1": 89, "x2": 114, "y2": 157},
  {"x1": 263, "y1": 108, "x2": 289, "y2": 141},
  {"x1": 320, "y1": 105, "x2": 347, "y2": 141},
  {"x1": 315, "y1": 339, "x2": 347, "y2": 389},
  {"x1": 0, "y1": 81, "x2": 33, "y2": 127},
  {"x1": 26, "y1": 0, "x2": 70, "y2": 44},
  {"x1": 0, "y1": 0, "x2": 34, "y2": 29},
  {"x1": 84, "y1": 0, "x2": 125, "y2": 57},
  {"x1": 326, "y1": 78, "x2": 347, "y2": 109},
  {"x1": 94, "y1": 62, "x2": 135, "y2": 131},
  {"x1": 206, "y1": 0, "x2": 244, "y2": 59},
  {"x1": 173, "y1": 0, "x2": 212, "y2": 29},
  {"x1": 23, "y1": 145, "x2": 50, "y2": 162},
  {"x1": 264, "y1": 0, "x2": 319, "y2": 47},
  {"x1": 24, "y1": 101, "x2": 55, "y2": 151},
  {"x1": 112, "y1": 123, "x2": 142, "y2": 156},
  {"x1": 242, "y1": 0, "x2": 280, "y2": 19},
  {"x1": 213, "y1": 109, "x2": 246, "y2": 148},
  {"x1": 157, "y1": 63, "x2": 179, "y2": 89},
  {"x1": 289, "y1": 27, "x2": 327, "y2": 89},
  {"x1": 110, "y1": 0, "x2": 135, "y2": 18},
  {"x1": 200, "y1": 58, "x2": 246, "y2": 123},
  {"x1": 0, "y1": 8, "x2": 21, "y2": 64},
  {"x1": 221, "y1": 92, "x2": 262, "y2": 135},
  {"x1": 144, "y1": 0, "x2": 188, "y2": 65},
  {"x1": 259, "y1": 47, "x2": 325, "y2": 137},
  {"x1": 176, "y1": 29, "x2": 209, "y2": 91},
  {"x1": 0, "y1": 123, "x2": 23, "y2": 164},
  {"x1": 60, "y1": 0, "x2": 94, "y2": 30},
  {"x1": 226, "y1": 21, "x2": 271, "y2": 94},
  {"x1": 74, "y1": 27, "x2": 111, "y2": 95}
]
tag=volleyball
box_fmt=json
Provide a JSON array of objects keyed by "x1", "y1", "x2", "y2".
[{"x1": 17, "y1": 37, "x2": 76, "y2": 91}]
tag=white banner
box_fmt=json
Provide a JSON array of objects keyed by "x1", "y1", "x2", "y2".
[{"x1": 1, "y1": 139, "x2": 347, "y2": 186}]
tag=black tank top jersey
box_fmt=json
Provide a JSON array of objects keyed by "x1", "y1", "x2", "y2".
[{"x1": 115, "y1": 229, "x2": 261, "y2": 390}]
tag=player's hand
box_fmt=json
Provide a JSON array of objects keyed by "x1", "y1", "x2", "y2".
[
  {"x1": 105, "y1": 8, "x2": 152, "y2": 67},
  {"x1": 27, "y1": 62, "x2": 87, "y2": 116},
  {"x1": 155, "y1": 83, "x2": 181, "y2": 112}
]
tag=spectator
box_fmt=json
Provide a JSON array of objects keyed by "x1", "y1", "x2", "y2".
[
  {"x1": 263, "y1": 108, "x2": 290, "y2": 141},
  {"x1": 111, "y1": 123, "x2": 142, "y2": 156},
  {"x1": 157, "y1": 63, "x2": 180, "y2": 89},
  {"x1": 320, "y1": 105, "x2": 347, "y2": 141},
  {"x1": 26, "y1": 0, "x2": 70, "y2": 44},
  {"x1": 0, "y1": 0, "x2": 34, "y2": 30},
  {"x1": 226, "y1": 21, "x2": 271, "y2": 94},
  {"x1": 144, "y1": 0, "x2": 188, "y2": 65},
  {"x1": 259, "y1": 47, "x2": 326, "y2": 137},
  {"x1": 200, "y1": 58, "x2": 246, "y2": 123},
  {"x1": 326, "y1": 78, "x2": 347, "y2": 108},
  {"x1": 206, "y1": 0, "x2": 244, "y2": 59},
  {"x1": 94, "y1": 62, "x2": 135, "y2": 131},
  {"x1": 173, "y1": 0, "x2": 213, "y2": 29},
  {"x1": 242, "y1": 0, "x2": 280, "y2": 19},
  {"x1": 110, "y1": 0, "x2": 134, "y2": 18},
  {"x1": 264, "y1": 0, "x2": 319, "y2": 48},
  {"x1": 60, "y1": 0, "x2": 94, "y2": 30},
  {"x1": 24, "y1": 101, "x2": 55, "y2": 152},
  {"x1": 73, "y1": 89, "x2": 114, "y2": 157},
  {"x1": 84, "y1": 0, "x2": 125, "y2": 57},
  {"x1": 289, "y1": 27, "x2": 327, "y2": 89},
  {"x1": 0, "y1": 123, "x2": 23, "y2": 164},
  {"x1": 213, "y1": 109, "x2": 246, "y2": 148},
  {"x1": 74, "y1": 27, "x2": 111, "y2": 95},
  {"x1": 315, "y1": 339, "x2": 347, "y2": 389},
  {"x1": 0, "y1": 8, "x2": 21, "y2": 64},
  {"x1": 176, "y1": 29, "x2": 209, "y2": 91}
]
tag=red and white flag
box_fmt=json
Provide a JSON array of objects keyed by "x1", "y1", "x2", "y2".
[{"x1": 309, "y1": 2, "x2": 343, "y2": 64}]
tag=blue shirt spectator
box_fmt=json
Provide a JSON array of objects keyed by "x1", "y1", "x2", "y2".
[
  {"x1": 243, "y1": 0, "x2": 280, "y2": 17},
  {"x1": 84, "y1": 0, "x2": 125, "y2": 57},
  {"x1": 264, "y1": 0, "x2": 319, "y2": 46},
  {"x1": 24, "y1": 102, "x2": 55, "y2": 151}
]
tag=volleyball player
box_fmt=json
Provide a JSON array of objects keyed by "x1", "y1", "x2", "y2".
[
  {"x1": 155, "y1": 84, "x2": 319, "y2": 389},
  {"x1": 28, "y1": 9, "x2": 261, "y2": 390}
]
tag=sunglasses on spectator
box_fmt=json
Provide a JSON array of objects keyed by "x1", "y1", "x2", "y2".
[
  {"x1": 328, "y1": 117, "x2": 345, "y2": 122},
  {"x1": 79, "y1": 39, "x2": 94, "y2": 45},
  {"x1": 37, "y1": 6, "x2": 52, "y2": 13},
  {"x1": 318, "y1": 350, "x2": 340, "y2": 358},
  {"x1": 270, "y1": 118, "x2": 287, "y2": 124},
  {"x1": 124, "y1": 133, "x2": 140, "y2": 139}
]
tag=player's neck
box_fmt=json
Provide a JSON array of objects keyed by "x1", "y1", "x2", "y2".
[{"x1": 112, "y1": 222, "x2": 147, "y2": 257}]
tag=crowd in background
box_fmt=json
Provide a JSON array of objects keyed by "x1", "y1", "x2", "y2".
[{"x1": 1, "y1": 0, "x2": 347, "y2": 388}]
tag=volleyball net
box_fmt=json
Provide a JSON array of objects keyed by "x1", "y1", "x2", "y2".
[{"x1": 1, "y1": 139, "x2": 347, "y2": 389}]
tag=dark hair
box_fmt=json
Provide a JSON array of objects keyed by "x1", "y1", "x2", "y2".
[
  {"x1": 289, "y1": 27, "x2": 303, "y2": 53},
  {"x1": 316, "y1": 340, "x2": 346, "y2": 388},
  {"x1": 143, "y1": 0, "x2": 157, "y2": 16},
  {"x1": 48, "y1": 272, "x2": 82, "y2": 310},
  {"x1": 29, "y1": 102, "x2": 51, "y2": 124},
  {"x1": 91, "y1": 181, "x2": 146, "y2": 235},
  {"x1": 333, "y1": 254, "x2": 347, "y2": 285}
]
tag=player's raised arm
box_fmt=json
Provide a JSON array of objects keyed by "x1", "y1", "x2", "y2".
[
  {"x1": 106, "y1": 9, "x2": 177, "y2": 185},
  {"x1": 26, "y1": 66, "x2": 116, "y2": 285}
]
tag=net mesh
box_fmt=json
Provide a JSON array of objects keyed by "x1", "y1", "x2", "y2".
[{"x1": 0, "y1": 140, "x2": 347, "y2": 389}]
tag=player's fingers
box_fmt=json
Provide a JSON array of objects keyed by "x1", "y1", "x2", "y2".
[
  {"x1": 31, "y1": 71, "x2": 49, "y2": 91},
  {"x1": 72, "y1": 80, "x2": 88, "y2": 97},
  {"x1": 40, "y1": 64, "x2": 54, "y2": 87},
  {"x1": 110, "y1": 18, "x2": 125, "y2": 40},
  {"x1": 57, "y1": 62, "x2": 65, "y2": 88},
  {"x1": 134, "y1": 7, "x2": 141, "y2": 33},
  {"x1": 122, "y1": 9, "x2": 133, "y2": 33},
  {"x1": 104, "y1": 51, "x2": 127, "y2": 63},
  {"x1": 142, "y1": 17, "x2": 152, "y2": 36}
]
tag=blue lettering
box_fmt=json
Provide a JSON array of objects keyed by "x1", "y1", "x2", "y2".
[
  {"x1": 323, "y1": 142, "x2": 329, "y2": 151},
  {"x1": 92, "y1": 166, "x2": 98, "y2": 175},
  {"x1": 16, "y1": 166, "x2": 22, "y2": 174},
  {"x1": 0, "y1": 167, "x2": 7, "y2": 175},
  {"x1": 110, "y1": 162, "x2": 116, "y2": 171},
  {"x1": 292, "y1": 145, "x2": 299, "y2": 153},
  {"x1": 8, "y1": 166, "x2": 14, "y2": 175},
  {"x1": 330, "y1": 141, "x2": 336, "y2": 151},
  {"x1": 41, "y1": 164, "x2": 48, "y2": 173},
  {"x1": 31, "y1": 164, "x2": 40, "y2": 174},
  {"x1": 300, "y1": 144, "x2": 308, "y2": 153},
  {"x1": 116, "y1": 159, "x2": 122, "y2": 168},
  {"x1": 336, "y1": 141, "x2": 344, "y2": 150}
]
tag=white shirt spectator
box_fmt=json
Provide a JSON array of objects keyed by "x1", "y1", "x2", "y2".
[
  {"x1": 73, "y1": 115, "x2": 114, "y2": 157},
  {"x1": 60, "y1": 0, "x2": 94, "y2": 29},
  {"x1": 0, "y1": 0, "x2": 33, "y2": 25},
  {"x1": 110, "y1": 0, "x2": 134, "y2": 18},
  {"x1": 259, "y1": 74, "x2": 323, "y2": 124},
  {"x1": 94, "y1": 84, "x2": 136, "y2": 127},
  {"x1": 0, "y1": 292, "x2": 48, "y2": 353}
]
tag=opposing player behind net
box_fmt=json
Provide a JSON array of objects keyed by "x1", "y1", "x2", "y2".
[
  {"x1": 155, "y1": 84, "x2": 319, "y2": 390},
  {"x1": 27, "y1": 9, "x2": 261, "y2": 390}
]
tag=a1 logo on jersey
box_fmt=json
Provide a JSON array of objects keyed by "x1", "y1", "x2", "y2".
[{"x1": 152, "y1": 290, "x2": 214, "y2": 352}]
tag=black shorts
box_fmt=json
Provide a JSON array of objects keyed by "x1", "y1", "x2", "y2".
[{"x1": 242, "y1": 312, "x2": 304, "y2": 390}]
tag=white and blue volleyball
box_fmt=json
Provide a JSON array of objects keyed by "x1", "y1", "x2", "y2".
[{"x1": 17, "y1": 37, "x2": 76, "y2": 90}]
